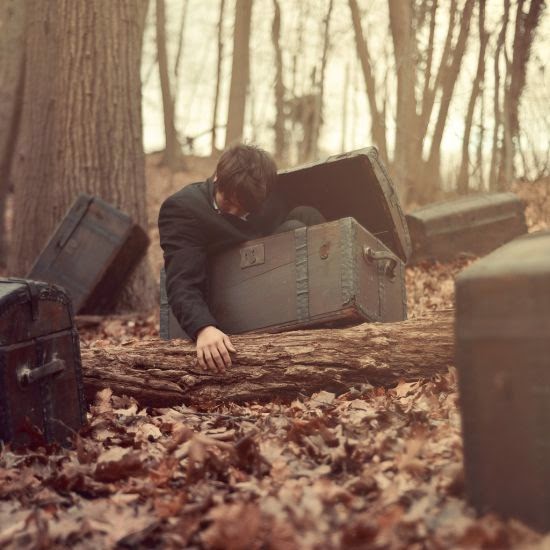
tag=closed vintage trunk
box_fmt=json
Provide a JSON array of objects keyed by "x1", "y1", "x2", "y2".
[
  {"x1": 455, "y1": 230, "x2": 550, "y2": 531},
  {"x1": 0, "y1": 278, "x2": 86, "y2": 447},
  {"x1": 161, "y1": 147, "x2": 411, "y2": 339},
  {"x1": 27, "y1": 194, "x2": 150, "y2": 313},
  {"x1": 406, "y1": 192, "x2": 527, "y2": 264}
]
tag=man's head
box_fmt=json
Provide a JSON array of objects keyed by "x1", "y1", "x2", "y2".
[{"x1": 214, "y1": 144, "x2": 277, "y2": 217}]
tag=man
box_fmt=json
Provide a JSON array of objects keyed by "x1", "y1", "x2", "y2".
[{"x1": 158, "y1": 144, "x2": 324, "y2": 373}]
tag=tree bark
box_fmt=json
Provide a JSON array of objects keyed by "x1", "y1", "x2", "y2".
[
  {"x1": 388, "y1": 0, "x2": 418, "y2": 204},
  {"x1": 211, "y1": 0, "x2": 226, "y2": 156},
  {"x1": 9, "y1": 0, "x2": 155, "y2": 311},
  {"x1": 348, "y1": 0, "x2": 388, "y2": 164},
  {"x1": 156, "y1": 0, "x2": 184, "y2": 170},
  {"x1": 271, "y1": 0, "x2": 286, "y2": 162},
  {"x1": 457, "y1": 0, "x2": 488, "y2": 195},
  {"x1": 225, "y1": 0, "x2": 253, "y2": 147},
  {"x1": 0, "y1": 0, "x2": 26, "y2": 268},
  {"x1": 81, "y1": 312, "x2": 454, "y2": 406}
]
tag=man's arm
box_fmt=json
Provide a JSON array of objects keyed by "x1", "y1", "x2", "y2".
[{"x1": 158, "y1": 196, "x2": 235, "y2": 372}]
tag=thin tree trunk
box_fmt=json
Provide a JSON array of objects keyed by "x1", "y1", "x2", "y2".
[
  {"x1": 9, "y1": 0, "x2": 154, "y2": 311},
  {"x1": 173, "y1": 0, "x2": 189, "y2": 91},
  {"x1": 348, "y1": 0, "x2": 388, "y2": 164},
  {"x1": 156, "y1": 0, "x2": 184, "y2": 170},
  {"x1": 489, "y1": 0, "x2": 511, "y2": 191},
  {"x1": 309, "y1": 0, "x2": 334, "y2": 161},
  {"x1": 211, "y1": 0, "x2": 226, "y2": 155},
  {"x1": 457, "y1": 0, "x2": 488, "y2": 194},
  {"x1": 388, "y1": 0, "x2": 418, "y2": 204},
  {"x1": 81, "y1": 312, "x2": 454, "y2": 406},
  {"x1": 225, "y1": 0, "x2": 253, "y2": 147},
  {"x1": 0, "y1": 0, "x2": 26, "y2": 269},
  {"x1": 341, "y1": 62, "x2": 350, "y2": 152},
  {"x1": 425, "y1": 0, "x2": 475, "y2": 193},
  {"x1": 271, "y1": 0, "x2": 286, "y2": 162}
]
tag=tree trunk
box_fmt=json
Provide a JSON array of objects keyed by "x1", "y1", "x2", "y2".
[
  {"x1": 348, "y1": 0, "x2": 388, "y2": 164},
  {"x1": 489, "y1": 0, "x2": 510, "y2": 191},
  {"x1": 457, "y1": 0, "x2": 488, "y2": 195},
  {"x1": 271, "y1": 0, "x2": 286, "y2": 162},
  {"x1": 156, "y1": 0, "x2": 184, "y2": 170},
  {"x1": 425, "y1": 0, "x2": 475, "y2": 195},
  {"x1": 0, "y1": 0, "x2": 26, "y2": 269},
  {"x1": 211, "y1": 0, "x2": 226, "y2": 156},
  {"x1": 309, "y1": 0, "x2": 334, "y2": 161},
  {"x1": 225, "y1": 0, "x2": 253, "y2": 147},
  {"x1": 81, "y1": 312, "x2": 454, "y2": 406},
  {"x1": 388, "y1": 0, "x2": 418, "y2": 204},
  {"x1": 9, "y1": 0, "x2": 155, "y2": 311}
]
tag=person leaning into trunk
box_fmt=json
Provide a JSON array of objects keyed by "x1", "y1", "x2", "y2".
[{"x1": 158, "y1": 143, "x2": 325, "y2": 373}]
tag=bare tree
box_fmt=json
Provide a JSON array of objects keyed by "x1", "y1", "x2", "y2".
[
  {"x1": 348, "y1": 0, "x2": 388, "y2": 163},
  {"x1": 211, "y1": 0, "x2": 226, "y2": 155},
  {"x1": 225, "y1": 0, "x2": 253, "y2": 147},
  {"x1": 0, "y1": 0, "x2": 26, "y2": 268},
  {"x1": 490, "y1": 0, "x2": 511, "y2": 190},
  {"x1": 457, "y1": 0, "x2": 489, "y2": 194},
  {"x1": 156, "y1": 0, "x2": 184, "y2": 170},
  {"x1": 9, "y1": 0, "x2": 155, "y2": 311},
  {"x1": 272, "y1": 0, "x2": 286, "y2": 161}
]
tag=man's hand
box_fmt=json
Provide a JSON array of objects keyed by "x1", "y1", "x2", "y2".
[{"x1": 196, "y1": 326, "x2": 236, "y2": 373}]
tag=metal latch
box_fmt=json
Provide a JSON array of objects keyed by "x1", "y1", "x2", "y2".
[
  {"x1": 17, "y1": 358, "x2": 66, "y2": 388},
  {"x1": 363, "y1": 246, "x2": 398, "y2": 280},
  {"x1": 240, "y1": 243, "x2": 265, "y2": 268}
]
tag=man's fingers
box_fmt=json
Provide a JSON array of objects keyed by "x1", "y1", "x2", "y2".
[
  {"x1": 197, "y1": 349, "x2": 207, "y2": 371},
  {"x1": 224, "y1": 336, "x2": 236, "y2": 354},
  {"x1": 202, "y1": 349, "x2": 218, "y2": 373},
  {"x1": 209, "y1": 346, "x2": 226, "y2": 372},
  {"x1": 217, "y1": 342, "x2": 232, "y2": 368}
]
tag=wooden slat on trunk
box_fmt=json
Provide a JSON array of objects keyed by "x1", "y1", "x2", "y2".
[{"x1": 81, "y1": 311, "x2": 453, "y2": 406}]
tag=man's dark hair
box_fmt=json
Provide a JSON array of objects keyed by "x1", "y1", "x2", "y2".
[{"x1": 215, "y1": 144, "x2": 277, "y2": 213}]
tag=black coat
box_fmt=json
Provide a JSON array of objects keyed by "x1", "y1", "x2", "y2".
[{"x1": 158, "y1": 178, "x2": 288, "y2": 339}]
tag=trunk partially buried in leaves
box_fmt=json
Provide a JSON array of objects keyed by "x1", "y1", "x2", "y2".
[
  {"x1": 81, "y1": 312, "x2": 454, "y2": 406},
  {"x1": 9, "y1": 0, "x2": 154, "y2": 311}
]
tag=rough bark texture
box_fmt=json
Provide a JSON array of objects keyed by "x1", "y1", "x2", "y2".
[
  {"x1": 388, "y1": 0, "x2": 418, "y2": 204},
  {"x1": 81, "y1": 312, "x2": 454, "y2": 406},
  {"x1": 211, "y1": 0, "x2": 226, "y2": 155},
  {"x1": 348, "y1": 0, "x2": 388, "y2": 164},
  {"x1": 457, "y1": 0, "x2": 488, "y2": 194},
  {"x1": 225, "y1": 0, "x2": 253, "y2": 147},
  {"x1": 156, "y1": 0, "x2": 184, "y2": 170},
  {"x1": 271, "y1": 0, "x2": 286, "y2": 162},
  {"x1": 0, "y1": 0, "x2": 26, "y2": 268},
  {"x1": 9, "y1": 0, "x2": 154, "y2": 311}
]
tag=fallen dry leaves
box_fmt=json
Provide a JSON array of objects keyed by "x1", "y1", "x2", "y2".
[{"x1": 1, "y1": 174, "x2": 549, "y2": 548}]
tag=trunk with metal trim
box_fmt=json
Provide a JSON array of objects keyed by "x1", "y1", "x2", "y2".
[
  {"x1": 407, "y1": 192, "x2": 527, "y2": 264},
  {"x1": 0, "y1": 278, "x2": 86, "y2": 447},
  {"x1": 455, "y1": 230, "x2": 550, "y2": 532},
  {"x1": 27, "y1": 194, "x2": 150, "y2": 313},
  {"x1": 162, "y1": 218, "x2": 406, "y2": 338}
]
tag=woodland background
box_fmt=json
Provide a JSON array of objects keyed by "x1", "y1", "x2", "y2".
[{"x1": 0, "y1": 0, "x2": 550, "y2": 547}]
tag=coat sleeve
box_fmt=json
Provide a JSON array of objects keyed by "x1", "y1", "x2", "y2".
[{"x1": 158, "y1": 196, "x2": 218, "y2": 340}]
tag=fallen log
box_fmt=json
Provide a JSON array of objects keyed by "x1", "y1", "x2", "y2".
[{"x1": 80, "y1": 311, "x2": 454, "y2": 406}]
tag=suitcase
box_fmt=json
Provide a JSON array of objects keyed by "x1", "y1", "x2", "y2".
[
  {"x1": 455, "y1": 230, "x2": 550, "y2": 531},
  {"x1": 406, "y1": 192, "x2": 527, "y2": 264},
  {"x1": 161, "y1": 148, "x2": 410, "y2": 339},
  {"x1": 0, "y1": 278, "x2": 86, "y2": 447},
  {"x1": 28, "y1": 194, "x2": 150, "y2": 314}
]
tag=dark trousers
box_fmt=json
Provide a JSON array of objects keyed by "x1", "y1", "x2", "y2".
[{"x1": 273, "y1": 206, "x2": 326, "y2": 234}]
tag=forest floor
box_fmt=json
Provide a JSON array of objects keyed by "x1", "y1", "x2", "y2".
[{"x1": 1, "y1": 158, "x2": 550, "y2": 548}]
